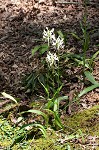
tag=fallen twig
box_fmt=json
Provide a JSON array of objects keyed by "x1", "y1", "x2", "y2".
[{"x1": 55, "y1": 1, "x2": 99, "y2": 6}]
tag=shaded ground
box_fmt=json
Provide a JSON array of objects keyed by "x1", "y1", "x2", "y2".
[{"x1": 0, "y1": 0, "x2": 99, "y2": 108}]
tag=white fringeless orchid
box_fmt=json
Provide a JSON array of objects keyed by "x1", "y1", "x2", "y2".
[
  {"x1": 52, "y1": 35, "x2": 64, "y2": 50},
  {"x1": 43, "y1": 27, "x2": 64, "y2": 50},
  {"x1": 43, "y1": 27, "x2": 55, "y2": 46},
  {"x1": 46, "y1": 51, "x2": 59, "y2": 69}
]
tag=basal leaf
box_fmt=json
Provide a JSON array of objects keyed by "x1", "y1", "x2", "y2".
[
  {"x1": 74, "y1": 59, "x2": 90, "y2": 68},
  {"x1": 53, "y1": 99, "x2": 59, "y2": 112},
  {"x1": 56, "y1": 96, "x2": 68, "y2": 102},
  {"x1": 21, "y1": 109, "x2": 48, "y2": 126},
  {"x1": 84, "y1": 71, "x2": 98, "y2": 84},
  {"x1": 78, "y1": 84, "x2": 99, "y2": 97},
  {"x1": 54, "y1": 96, "x2": 68, "y2": 112},
  {"x1": 20, "y1": 123, "x2": 47, "y2": 138},
  {"x1": 54, "y1": 112, "x2": 63, "y2": 129}
]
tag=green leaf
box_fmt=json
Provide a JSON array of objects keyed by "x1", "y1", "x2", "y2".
[
  {"x1": 80, "y1": 21, "x2": 85, "y2": 35},
  {"x1": 54, "y1": 96, "x2": 68, "y2": 112},
  {"x1": 52, "y1": 84, "x2": 63, "y2": 100},
  {"x1": 91, "y1": 51, "x2": 99, "y2": 60},
  {"x1": 44, "y1": 109, "x2": 54, "y2": 116},
  {"x1": 54, "y1": 112, "x2": 63, "y2": 129},
  {"x1": 70, "y1": 32, "x2": 81, "y2": 40},
  {"x1": 1, "y1": 92, "x2": 17, "y2": 104},
  {"x1": 21, "y1": 109, "x2": 48, "y2": 126},
  {"x1": 78, "y1": 84, "x2": 99, "y2": 98},
  {"x1": 56, "y1": 96, "x2": 68, "y2": 102},
  {"x1": 66, "y1": 134, "x2": 78, "y2": 141},
  {"x1": 31, "y1": 45, "x2": 40, "y2": 56},
  {"x1": 45, "y1": 100, "x2": 53, "y2": 109},
  {"x1": 39, "y1": 44, "x2": 49, "y2": 54},
  {"x1": 78, "y1": 129, "x2": 85, "y2": 143},
  {"x1": 20, "y1": 123, "x2": 47, "y2": 138},
  {"x1": 57, "y1": 30, "x2": 64, "y2": 39},
  {"x1": 91, "y1": 51, "x2": 99, "y2": 63},
  {"x1": 38, "y1": 80, "x2": 49, "y2": 98},
  {"x1": 60, "y1": 53, "x2": 83, "y2": 60},
  {"x1": 84, "y1": 71, "x2": 98, "y2": 84},
  {"x1": 74, "y1": 59, "x2": 90, "y2": 68},
  {"x1": 44, "y1": 109, "x2": 63, "y2": 129},
  {"x1": 53, "y1": 99, "x2": 59, "y2": 112}
]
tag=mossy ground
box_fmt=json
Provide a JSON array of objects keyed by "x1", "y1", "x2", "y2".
[
  {"x1": 0, "y1": 105, "x2": 99, "y2": 150},
  {"x1": 63, "y1": 105, "x2": 99, "y2": 136}
]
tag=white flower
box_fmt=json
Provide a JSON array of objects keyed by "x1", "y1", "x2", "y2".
[
  {"x1": 43, "y1": 27, "x2": 64, "y2": 50},
  {"x1": 46, "y1": 51, "x2": 59, "y2": 68},
  {"x1": 43, "y1": 27, "x2": 55, "y2": 44},
  {"x1": 52, "y1": 35, "x2": 64, "y2": 50}
]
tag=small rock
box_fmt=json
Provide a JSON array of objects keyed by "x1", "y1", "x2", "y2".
[
  {"x1": 39, "y1": 0, "x2": 46, "y2": 4},
  {"x1": 12, "y1": 64, "x2": 18, "y2": 68}
]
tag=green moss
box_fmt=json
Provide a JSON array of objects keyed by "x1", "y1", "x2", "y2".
[
  {"x1": 12, "y1": 130, "x2": 64, "y2": 150},
  {"x1": 0, "y1": 118, "x2": 12, "y2": 147},
  {"x1": 64, "y1": 105, "x2": 99, "y2": 135}
]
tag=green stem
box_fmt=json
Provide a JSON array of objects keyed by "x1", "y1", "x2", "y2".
[
  {"x1": 47, "y1": 38, "x2": 50, "y2": 98},
  {"x1": 83, "y1": 0, "x2": 88, "y2": 81},
  {"x1": 57, "y1": 49, "x2": 60, "y2": 90},
  {"x1": 52, "y1": 68, "x2": 55, "y2": 92}
]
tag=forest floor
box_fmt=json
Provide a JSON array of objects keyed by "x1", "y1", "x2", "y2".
[{"x1": 0, "y1": 0, "x2": 99, "y2": 149}]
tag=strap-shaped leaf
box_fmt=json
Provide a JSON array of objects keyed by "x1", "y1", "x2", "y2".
[
  {"x1": 31, "y1": 45, "x2": 40, "y2": 56},
  {"x1": 45, "y1": 100, "x2": 53, "y2": 109},
  {"x1": 52, "y1": 85, "x2": 63, "y2": 100},
  {"x1": 38, "y1": 80, "x2": 49, "y2": 98},
  {"x1": 78, "y1": 84, "x2": 99, "y2": 97},
  {"x1": 54, "y1": 96, "x2": 68, "y2": 112},
  {"x1": 39, "y1": 44, "x2": 49, "y2": 54},
  {"x1": 57, "y1": 30, "x2": 64, "y2": 39},
  {"x1": 91, "y1": 51, "x2": 99, "y2": 61},
  {"x1": 84, "y1": 71, "x2": 98, "y2": 84},
  {"x1": 54, "y1": 112, "x2": 64, "y2": 129},
  {"x1": 21, "y1": 109, "x2": 48, "y2": 126},
  {"x1": 70, "y1": 32, "x2": 81, "y2": 40},
  {"x1": 20, "y1": 123, "x2": 47, "y2": 138}
]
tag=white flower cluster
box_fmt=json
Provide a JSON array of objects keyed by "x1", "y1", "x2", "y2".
[
  {"x1": 43, "y1": 27, "x2": 64, "y2": 50},
  {"x1": 43, "y1": 27, "x2": 64, "y2": 69},
  {"x1": 52, "y1": 35, "x2": 64, "y2": 50},
  {"x1": 43, "y1": 27, "x2": 55, "y2": 45},
  {"x1": 46, "y1": 51, "x2": 59, "y2": 68}
]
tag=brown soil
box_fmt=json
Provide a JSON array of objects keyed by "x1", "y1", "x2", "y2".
[{"x1": 0, "y1": 0, "x2": 99, "y2": 111}]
